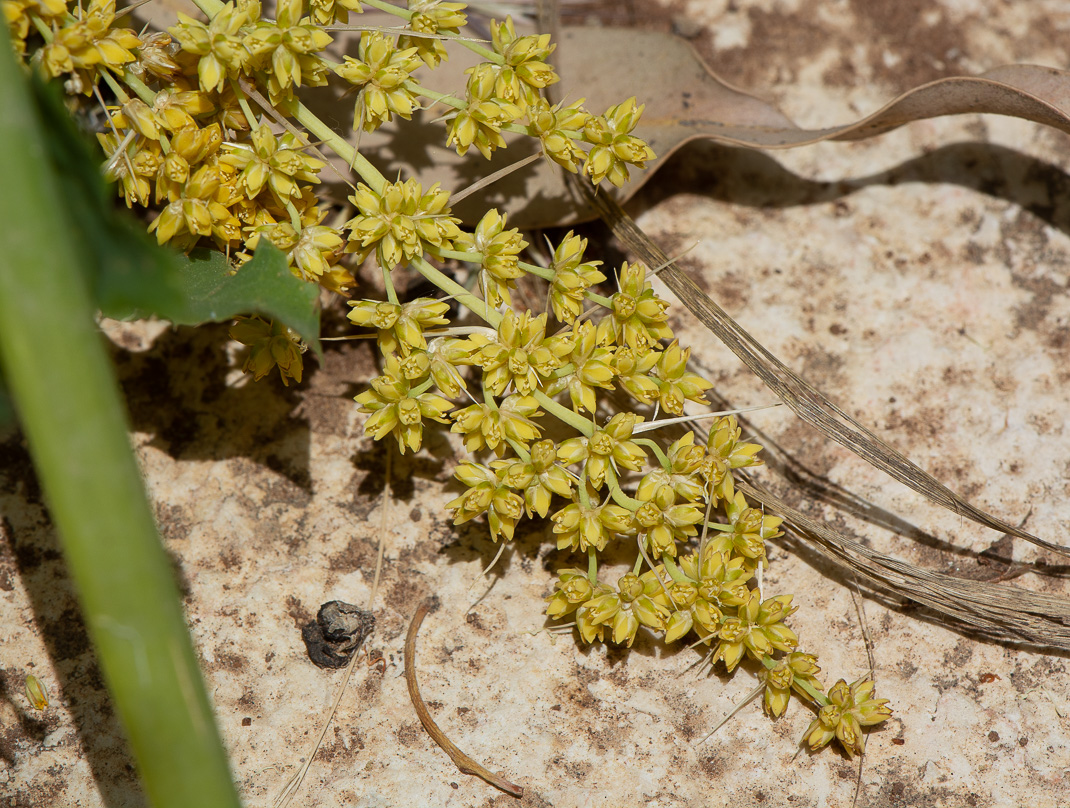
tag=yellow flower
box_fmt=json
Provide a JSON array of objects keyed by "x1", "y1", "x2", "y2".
[
  {"x1": 354, "y1": 354, "x2": 452, "y2": 453},
  {"x1": 582, "y1": 97, "x2": 656, "y2": 187},
  {"x1": 467, "y1": 310, "x2": 571, "y2": 396},
  {"x1": 453, "y1": 209, "x2": 527, "y2": 308},
  {"x1": 230, "y1": 316, "x2": 305, "y2": 386},
  {"x1": 220, "y1": 121, "x2": 325, "y2": 203},
  {"x1": 344, "y1": 179, "x2": 460, "y2": 269},
  {"x1": 335, "y1": 31, "x2": 422, "y2": 132},
  {"x1": 169, "y1": 2, "x2": 250, "y2": 93},
  {"x1": 398, "y1": 0, "x2": 467, "y2": 67}
]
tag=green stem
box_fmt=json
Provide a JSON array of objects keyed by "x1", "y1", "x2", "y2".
[
  {"x1": 505, "y1": 437, "x2": 530, "y2": 462},
  {"x1": 576, "y1": 466, "x2": 591, "y2": 509},
  {"x1": 411, "y1": 256, "x2": 497, "y2": 325},
  {"x1": 533, "y1": 390, "x2": 592, "y2": 436},
  {"x1": 291, "y1": 99, "x2": 386, "y2": 194},
  {"x1": 605, "y1": 465, "x2": 642, "y2": 510},
  {"x1": 359, "y1": 3, "x2": 502, "y2": 63},
  {"x1": 382, "y1": 263, "x2": 399, "y2": 305},
  {"x1": 661, "y1": 554, "x2": 691, "y2": 585},
  {"x1": 0, "y1": 32, "x2": 238, "y2": 808},
  {"x1": 632, "y1": 437, "x2": 669, "y2": 470},
  {"x1": 517, "y1": 260, "x2": 553, "y2": 282},
  {"x1": 587, "y1": 547, "x2": 598, "y2": 584},
  {"x1": 411, "y1": 83, "x2": 533, "y2": 136}
]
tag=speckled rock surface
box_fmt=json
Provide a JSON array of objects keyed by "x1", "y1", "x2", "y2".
[{"x1": 4, "y1": 2, "x2": 1070, "y2": 806}]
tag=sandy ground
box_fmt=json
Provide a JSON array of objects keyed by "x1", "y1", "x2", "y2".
[{"x1": 3, "y1": 1, "x2": 1070, "y2": 806}]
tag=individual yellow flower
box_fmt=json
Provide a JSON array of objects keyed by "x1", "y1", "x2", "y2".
[
  {"x1": 542, "y1": 320, "x2": 616, "y2": 414},
  {"x1": 584, "y1": 572, "x2": 672, "y2": 647},
  {"x1": 398, "y1": 0, "x2": 467, "y2": 67},
  {"x1": 346, "y1": 297, "x2": 450, "y2": 355},
  {"x1": 488, "y1": 16, "x2": 558, "y2": 111},
  {"x1": 802, "y1": 677, "x2": 892, "y2": 757},
  {"x1": 354, "y1": 354, "x2": 453, "y2": 453},
  {"x1": 244, "y1": 220, "x2": 344, "y2": 281},
  {"x1": 705, "y1": 491, "x2": 784, "y2": 569},
  {"x1": 344, "y1": 179, "x2": 461, "y2": 269},
  {"x1": 41, "y1": 0, "x2": 142, "y2": 93},
  {"x1": 550, "y1": 498, "x2": 633, "y2": 552},
  {"x1": 98, "y1": 132, "x2": 160, "y2": 208},
  {"x1": 606, "y1": 261, "x2": 673, "y2": 351},
  {"x1": 220, "y1": 121, "x2": 325, "y2": 203},
  {"x1": 450, "y1": 394, "x2": 542, "y2": 456},
  {"x1": 446, "y1": 63, "x2": 522, "y2": 159},
  {"x1": 709, "y1": 590, "x2": 798, "y2": 673},
  {"x1": 169, "y1": 2, "x2": 249, "y2": 93},
  {"x1": 335, "y1": 31, "x2": 422, "y2": 132},
  {"x1": 611, "y1": 344, "x2": 659, "y2": 404},
  {"x1": 308, "y1": 0, "x2": 362, "y2": 26},
  {"x1": 583, "y1": 97, "x2": 656, "y2": 187},
  {"x1": 761, "y1": 652, "x2": 823, "y2": 718},
  {"x1": 557, "y1": 412, "x2": 646, "y2": 490},
  {"x1": 446, "y1": 462, "x2": 524, "y2": 542},
  {"x1": 652, "y1": 341, "x2": 713, "y2": 415},
  {"x1": 466, "y1": 310, "x2": 571, "y2": 396},
  {"x1": 547, "y1": 230, "x2": 604, "y2": 321},
  {"x1": 453, "y1": 209, "x2": 527, "y2": 308},
  {"x1": 528, "y1": 98, "x2": 589, "y2": 174},
  {"x1": 633, "y1": 484, "x2": 703, "y2": 558},
  {"x1": 148, "y1": 164, "x2": 239, "y2": 248},
  {"x1": 230, "y1": 316, "x2": 305, "y2": 386},
  {"x1": 545, "y1": 568, "x2": 596, "y2": 619},
  {"x1": 242, "y1": 0, "x2": 332, "y2": 102},
  {"x1": 499, "y1": 439, "x2": 573, "y2": 518}
]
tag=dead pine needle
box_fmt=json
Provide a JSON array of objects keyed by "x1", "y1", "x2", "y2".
[{"x1": 405, "y1": 599, "x2": 524, "y2": 799}]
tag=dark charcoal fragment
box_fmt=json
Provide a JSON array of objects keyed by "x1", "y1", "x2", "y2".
[{"x1": 302, "y1": 600, "x2": 375, "y2": 669}]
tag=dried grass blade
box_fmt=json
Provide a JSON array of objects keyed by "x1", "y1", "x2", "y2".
[
  {"x1": 572, "y1": 179, "x2": 1070, "y2": 560},
  {"x1": 737, "y1": 478, "x2": 1070, "y2": 650}
]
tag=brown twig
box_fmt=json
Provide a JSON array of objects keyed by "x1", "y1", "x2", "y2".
[{"x1": 404, "y1": 600, "x2": 524, "y2": 800}]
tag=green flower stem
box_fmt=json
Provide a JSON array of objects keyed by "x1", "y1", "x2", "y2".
[
  {"x1": 661, "y1": 554, "x2": 691, "y2": 585},
  {"x1": 382, "y1": 263, "x2": 399, "y2": 305},
  {"x1": 576, "y1": 466, "x2": 591, "y2": 509},
  {"x1": 605, "y1": 465, "x2": 642, "y2": 510},
  {"x1": 408, "y1": 83, "x2": 534, "y2": 136},
  {"x1": 100, "y1": 69, "x2": 132, "y2": 104},
  {"x1": 632, "y1": 553, "x2": 644, "y2": 576},
  {"x1": 533, "y1": 390, "x2": 592, "y2": 436},
  {"x1": 517, "y1": 260, "x2": 553, "y2": 282},
  {"x1": 228, "y1": 77, "x2": 259, "y2": 133},
  {"x1": 290, "y1": 99, "x2": 386, "y2": 195},
  {"x1": 587, "y1": 547, "x2": 598, "y2": 584},
  {"x1": 505, "y1": 437, "x2": 530, "y2": 462},
  {"x1": 0, "y1": 33, "x2": 239, "y2": 808},
  {"x1": 410, "y1": 378, "x2": 435, "y2": 396},
  {"x1": 432, "y1": 247, "x2": 482, "y2": 263},
  {"x1": 119, "y1": 69, "x2": 155, "y2": 106},
  {"x1": 411, "y1": 256, "x2": 497, "y2": 325},
  {"x1": 359, "y1": 4, "x2": 503, "y2": 63},
  {"x1": 632, "y1": 437, "x2": 669, "y2": 470}
]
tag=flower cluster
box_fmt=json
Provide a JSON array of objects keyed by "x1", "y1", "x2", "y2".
[{"x1": 15, "y1": 0, "x2": 891, "y2": 757}]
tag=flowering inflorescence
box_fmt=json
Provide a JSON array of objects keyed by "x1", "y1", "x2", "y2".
[{"x1": 13, "y1": 0, "x2": 891, "y2": 757}]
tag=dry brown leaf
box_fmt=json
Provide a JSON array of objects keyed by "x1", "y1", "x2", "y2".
[{"x1": 313, "y1": 27, "x2": 1070, "y2": 227}]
